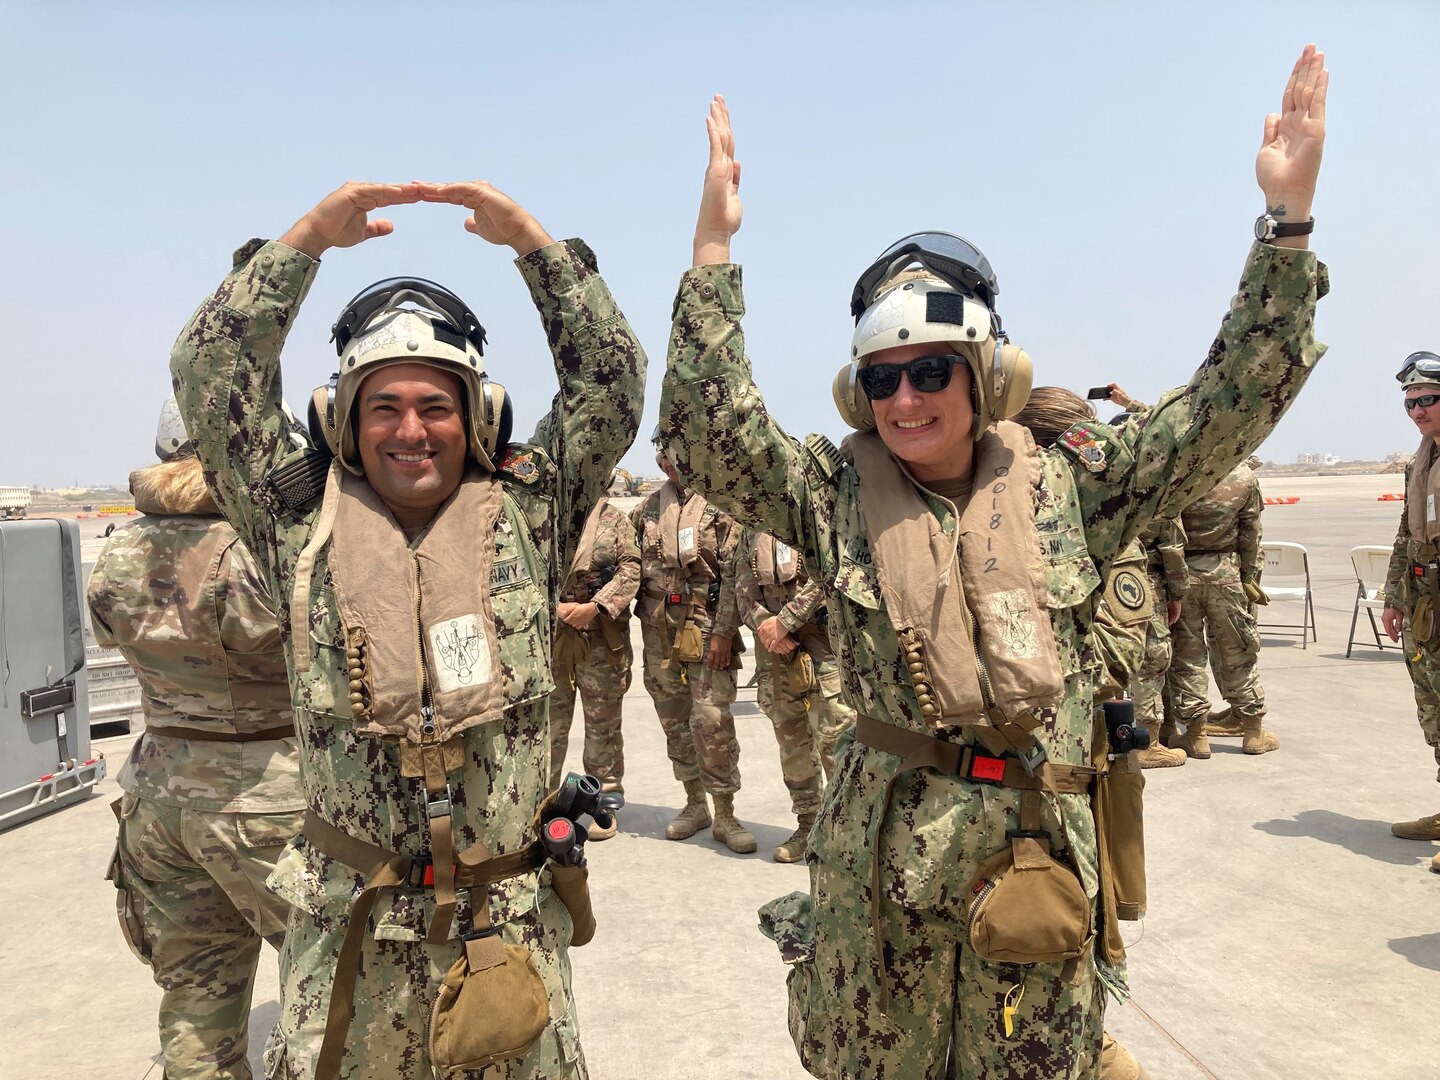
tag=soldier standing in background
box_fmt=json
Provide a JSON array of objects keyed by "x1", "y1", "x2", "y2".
[
  {"x1": 735, "y1": 526, "x2": 856, "y2": 862},
  {"x1": 632, "y1": 437, "x2": 755, "y2": 853},
  {"x1": 92, "y1": 400, "x2": 304, "y2": 1080},
  {"x1": 1382, "y1": 350, "x2": 1440, "y2": 871},
  {"x1": 550, "y1": 496, "x2": 641, "y2": 840},
  {"x1": 1168, "y1": 458, "x2": 1280, "y2": 758}
]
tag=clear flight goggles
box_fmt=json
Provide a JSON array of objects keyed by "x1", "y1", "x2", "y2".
[
  {"x1": 850, "y1": 231, "x2": 999, "y2": 321},
  {"x1": 331, "y1": 277, "x2": 487, "y2": 357},
  {"x1": 1397, "y1": 351, "x2": 1440, "y2": 386}
]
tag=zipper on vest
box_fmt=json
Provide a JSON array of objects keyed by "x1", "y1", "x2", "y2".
[
  {"x1": 969, "y1": 611, "x2": 998, "y2": 710},
  {"x1": 413, "y1": 551, "x2": 436, "y2": 739}
]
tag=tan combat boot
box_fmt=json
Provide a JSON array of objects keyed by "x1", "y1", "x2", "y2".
[
  {"x1": 665, "y1": 780, "x2": 711, "y2": 840},
  {"x1": 587, "y1": 812, "x2": 618, "y2": 842},
  {"x1": 1158, "y1": 720, "x2": 1180, "y2": 746},
  {"x1": 1391, "y1": 812, "x2": 1440, "y2": 841},
  {"x1": 773, "y1": 813, "x2": 816, "y2": 863},
  {"x1": 1172, "y1": 718, "x2": 1211, "y2": 760},
  {"x1": 1100, "y1": 1032, "x2": 1152, "y2": 1080},
  {"x1": 1241, "y1": 715, "x2": 1279, "y2": 755},
  {"x1": 712, "y1": 794, "x2": 758, "y2": 854},
  {"x1": 1203, "y1": 704, "x2": 1244, "y2": 737},
  {"x1": 1135, "y1": 722, "x2": 1186, "y2": 769}
]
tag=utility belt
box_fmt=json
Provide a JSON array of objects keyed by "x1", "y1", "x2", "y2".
[
  {"x1": 853, "y1": 713, "x2": 1097, "y2": 1012},
  {"x1": 1184, "y1": 547, "x2": 1238, "y2": 557},
  {"x1": 302, "y1": 808, "x2": 553, "y2": 1079},
  {"x1": 142, "y1": 723, "x2": 295, "y2": 742}
]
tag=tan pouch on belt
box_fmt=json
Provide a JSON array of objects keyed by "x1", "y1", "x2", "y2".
[
  {"x1": 1100, "y1": 752, "x2": 1146, "y2": 922},
  {"x1": 966, "y1": 831, "x2": 1091, "y2": 965},
  {"x1": 429, "y1": 930, "x2": 549, "y2": 1073},
  {"x1": 786, "y1": 650, "x2": 817, "y2": 696},
  {"x1": 673, "y1": 621, "x2": 705, "y2": 664}
]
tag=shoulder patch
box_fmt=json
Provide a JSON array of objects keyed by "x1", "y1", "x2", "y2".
[
  {"x1": 265, "y1": 449, "x2": 331, "y2": 511},
  {"x1": 497, "y1": 446, "x2": 543, "y2": 485},
  {"x1": 803, "y1": 432, "x2": 844, "y2": 485},
  {"x1": 1054, "y1": 423, "x2": 1110, "y2": 475}
]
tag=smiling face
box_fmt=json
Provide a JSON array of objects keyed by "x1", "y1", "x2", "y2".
[
  {"x1": 355, "y1": 363, "x2": 467, "y2": 524},
  {"x1": 1406, "y1": 386, "x2": 1440, "y2": 444},
  {"x1": 866, "y1": 342, "x2": 976, "y2": 483}
]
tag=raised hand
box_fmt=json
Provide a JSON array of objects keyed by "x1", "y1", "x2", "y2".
[
  {"x1": 279, "y1": 182, "x2": 423, "y2": 259},
  {"x1": 417, "y1": 181, "x2": 553, "y2": 256},
  {"x1": 693, "y1": 94, "x2": 743, "y2": 266},
  {"x1": 1256, "y1": 44, "x2": 1328, "y2": 226}
]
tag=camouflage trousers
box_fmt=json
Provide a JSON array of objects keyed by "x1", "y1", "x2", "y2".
[
  {"x1": 761, "y1": 736, "x2": 1104, "y2": 1078},
  {"x1": 111, "y1": 792, "x2": 302, "y2": 1080},
  {"x1": 754, "y1": 627, "x2": 857, "y2": 815},
  {"x1": 264, "y1": 873, "x2": 585, "y2": 1079},
  {"x1": 1402, "y1": 621, "x2": 1440, "y2": 783},
  {"x1": 548, "y1": 624, "x2": 633, "y2": 793},
  {"x1": 639, "y1": 619, "x2": 741, "y2": 795},
  {"x1": 1130, "y1": 570, "x2": 1173, "y2": 728},
  {"x1": 1168, "y1": 568, "x2": 1265, "y2": 725}
]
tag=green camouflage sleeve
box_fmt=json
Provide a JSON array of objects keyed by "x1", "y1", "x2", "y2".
[
  {"x1": 1063, "y1": 243, "x2": 1327, "y2": 565},
  {"x1": 778, "y1": 577, "x2": 825, "y2": 633},
  {"x1": 659, "y1": 264, "x2": 829, "y2": 565},
  {"x1": 1237, "y1": 477, "x2": 1264, "y2": 582},
  {"x1": 1126, "y1": 399, "x2": 1152, "y2": 415},
  {"x1": 712, "y1": 512, "x2": 743, "y2": 640},
  {"x1": 216, "y1": 534, "x2": 283, "y2": 656},
  {"x1": 591, "y1": 503, "x2": 641, "y2": 620},
  {"x1": 517, "y1": 239, "x2": 646, "y2": 577},
  {"x1": 1386, "y1": 465, "x2": 1412, "y2": 607},
  {"x1": 1156, "y1": 517, "x2": 1190, "y2": 600},
  {"x1": 169, "y1": 240, "x2": 319, "y2": 574},
  {"x1": 732, "y1": 530, "x2": 769, "y2": 633}
]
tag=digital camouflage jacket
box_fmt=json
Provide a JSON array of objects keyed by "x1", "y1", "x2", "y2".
[
  {"x1": 1180, "y1": 461, "x2": 1263, "y2": 581},
  {"x1": 170, "y1": 237, "x2": 644, "y2": 944},
  {"x1": 660, "y1": 242, "x2": 1325, "y2": 910}
]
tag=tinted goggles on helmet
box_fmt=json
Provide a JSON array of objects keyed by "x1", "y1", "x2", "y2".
[
  {"x1": 1397, "y1": 351, "x2": 1440, "y2": 384},
  {"x1": 331, "y1": 277, "x2": 487, "y2": 357},
  {"x1": 856, "y1": 355, "x2": 964, "y2": 400},
  {"x1": 850, "y1": 231, "x2": 999, "y2": 321}
]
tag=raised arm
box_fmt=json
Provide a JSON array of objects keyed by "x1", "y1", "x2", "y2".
[
  {"x1": 171, "y1": 182, "x2": 422, "y2": 567},
  {"x1": 660, "y1": 95, "x2": 827, "y2": 555},
  {"x1": 1071, "y1": 47, "x2": 1330, "y2": 562},
  {"x1": 420, "y1": 180, "x2": 647, "y2": 575}
]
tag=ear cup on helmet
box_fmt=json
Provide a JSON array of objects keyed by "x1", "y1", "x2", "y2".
[
  {"x1": 832, "y1": 364, "x2": 875, "y2": 431},
  {"x1": 309, "y1": 379, "x2": 341, "y2": 458},
  {"x1": 471, "y1": 381, "x2": 511, "y2": 470},
  {"x1": 994, "y1": 343, "x2": 1032, "y2": 422}
]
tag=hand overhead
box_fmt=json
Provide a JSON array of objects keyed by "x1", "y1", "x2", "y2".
[
  {"x1": 693, "y1": 94, "x2": 743, "y2": 266},
  {"x1": 417, "y1": 181, "x2": 554, "y2": 256},
  {"x1": 280, "y1": 182, "x2": 424, "y2": 260},
  {"x1": 1255, "y1": 44, "x2": 1328, "y2": 247}
]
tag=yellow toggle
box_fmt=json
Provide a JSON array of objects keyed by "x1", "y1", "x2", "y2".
[{"x1": 1002, "y1": 982, "x2": 1025, "y2": 1038}]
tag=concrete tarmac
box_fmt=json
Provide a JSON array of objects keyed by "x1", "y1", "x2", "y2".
[{"x1": 3, "y1": 473, "x2": 1436, "y2": 1079}]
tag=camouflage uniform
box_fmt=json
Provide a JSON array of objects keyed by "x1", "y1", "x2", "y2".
[
  {"x1": 630, "y1": 485, "x2": 744, "y2": 796},
  {"x1": 1167, "y1": 462, "x2": 1267, "y2": 736},
  {"x1": 1385, "y1": 444, "x2": 1440, "y2": 783},
  {"x1": 548, "y1": 498, "x2": 641, "y2": 793},
  {"x1": 171, "y1": 236, "x2": 644, "y2": 1079},
  {"x1": 1133, "y1": 517, "x2": 1189, "y2": 732},
  {"x1": 90, "y1": 508, "x2": 304, "y2": 1080},
  {"x1": 734, "y1": 528, "x2": 856, "y2": 813},
  {"x1": 661, "y1": 243, "x2": 1325, "y2": 1078}
]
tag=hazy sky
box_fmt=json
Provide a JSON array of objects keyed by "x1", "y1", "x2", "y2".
[{"x1": 2, "y1": 2, "x2": 1435, "y2": 487}]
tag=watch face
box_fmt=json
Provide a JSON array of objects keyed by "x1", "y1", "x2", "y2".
[{"x1": 1254, "y1": 214, "x2": 1275, "y2": 241}]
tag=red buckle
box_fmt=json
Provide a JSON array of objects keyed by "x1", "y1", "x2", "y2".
[
  {"x1": 667, "y1": 593, "x2": 683, "y2": 604},
  {"x1": 966, "y1": 753, "x2": 1007, "y2": 785}
]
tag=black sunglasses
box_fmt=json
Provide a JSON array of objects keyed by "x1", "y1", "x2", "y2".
[
  {"x1": 1405, "y1": 393, "x2": 1440, "y2": 412},
  {"x1": 856, "y1": 355, "x2": 964, "y2": 400}
]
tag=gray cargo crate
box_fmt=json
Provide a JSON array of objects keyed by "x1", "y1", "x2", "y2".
[{"x1": 0, "y1": 520, "x2": 106, "y2": 830}]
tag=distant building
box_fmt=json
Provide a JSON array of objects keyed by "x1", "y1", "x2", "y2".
[{"x1": 1295, "y1": 452, "x2": 1342, "y2": 466}]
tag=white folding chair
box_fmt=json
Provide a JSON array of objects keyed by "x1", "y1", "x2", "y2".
[
  {"x1": 1258, "y1": 541, "x2": 1316, "y2": 648},
  {"x1": 1347, "y1": 545, "x2": 1394, "y2": 658}
]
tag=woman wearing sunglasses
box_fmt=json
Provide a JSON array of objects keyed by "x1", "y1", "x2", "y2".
[
  {"x1": 1382, "y1": 350, "x2": 1440, "y2": 873},
  {"x1": 660, "y1": 46, "x2": 1328, "y2": 1080}
]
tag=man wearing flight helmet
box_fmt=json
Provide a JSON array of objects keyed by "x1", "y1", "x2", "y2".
[
  {"x1": 662, "y1": 45, "x2": 1327, "y2": 1079},
  {"x1": 171, "y1": 180, "x2": 645, "y2": 1079},
  {"x1": 1383, "y1": 350, "x2": 1440, "y2": 874}
]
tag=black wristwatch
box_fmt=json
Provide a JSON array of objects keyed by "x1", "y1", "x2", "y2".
[{"x1": 1254, "y1": 213, "x2": 1315, "y2": 242}]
